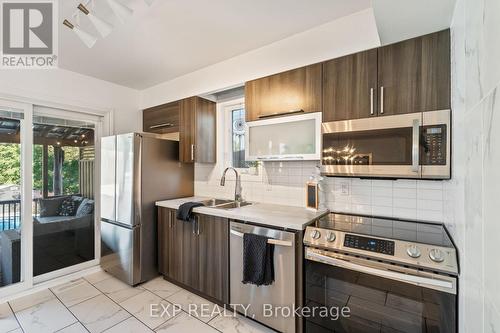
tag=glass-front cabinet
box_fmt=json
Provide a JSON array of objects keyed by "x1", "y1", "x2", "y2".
[{"x1": 246, "y1": 112, "x2": 322, "y2": 161}]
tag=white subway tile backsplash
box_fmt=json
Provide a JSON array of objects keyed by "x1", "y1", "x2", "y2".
[
  {"x1": 393, "y1": 187, "x2": 417, "y2": 199},
  {"x1": 392, "y1": 207, "x2": 417, "y2": 220},
  {"x1": 194, "y1": 162, "x2": 445, "y2": 223},
  {"x1": 393, "y1": 198, "x2": 417, "y2": 209},
  {"x1": 417, "y1": 189, "x2": 443, "y2": 201}
]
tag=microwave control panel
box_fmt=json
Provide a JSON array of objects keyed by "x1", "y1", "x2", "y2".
[
  {"x1": 344, "y1": 234, "x2": 395, "y2": 256},
  {"x1": 421, "y1": 125, "x2": 447, "y2": 165}
]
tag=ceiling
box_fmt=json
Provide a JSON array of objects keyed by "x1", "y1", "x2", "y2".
[
  {"x1": 372, "y1": 0, "x2": 456, "y2": 45},
  {"x1": 59, "y1": 0, "x2": 371, "y2": 90},
  {"x1": 59, "y1": 0, "x2": 456, "y2": 90}
]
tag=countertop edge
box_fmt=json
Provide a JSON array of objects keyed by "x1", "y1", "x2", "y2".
[{"x1": 155, "y1": 198, "x2": 328, "y2": 231}]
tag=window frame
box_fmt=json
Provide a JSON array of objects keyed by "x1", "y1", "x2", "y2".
[{"x1": 222, "y1": 98, "x2": 262, "y2": 180}]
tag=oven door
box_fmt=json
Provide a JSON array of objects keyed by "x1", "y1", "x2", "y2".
[
  {"x1": 304, "y1": 248, "x2": 457, "y2": 333},
  {"x1": 321, "y1": 110, "x2": 450, "y2": 179}
]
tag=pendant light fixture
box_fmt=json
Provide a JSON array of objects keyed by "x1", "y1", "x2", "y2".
[
  {"x1": 64, "y1": 0, "x2": 155, "y2": 48},
  {"x1": 77, "y1": 3, "x2": 113, "y2": 38},
  {"x1": 106, "y1": 0, "x2": 133, "y2": 23},
  {"x1": 63, "y1": 19, "x2": 98, "y2": 48}
]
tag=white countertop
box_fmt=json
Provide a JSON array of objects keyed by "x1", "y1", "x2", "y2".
[{"x1": 155, "y1": 196, "x2": 328, "y2": 231}]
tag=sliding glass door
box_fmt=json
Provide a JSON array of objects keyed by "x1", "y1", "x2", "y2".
[
  {"x1": 0, "y1": 99, "x2": 103, "y2": 298},
  {"x1": 0, "y1": 99, "x2": 32, "y2": 297},
  {"x1": 32, "y1": 114, "x2": 97, "y2": 278}
]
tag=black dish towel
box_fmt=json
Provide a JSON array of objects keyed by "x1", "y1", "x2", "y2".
[
  {"x1": 242, "y1": 233, "x2": 275, "y2": 286},
  {"x1": 176, "y1": 202, "x2": 204, "y2": 222}
]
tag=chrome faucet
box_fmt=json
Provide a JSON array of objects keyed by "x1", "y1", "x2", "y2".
[{"x1": 220, "y1": 167, "x2": 242, "y2": 202}]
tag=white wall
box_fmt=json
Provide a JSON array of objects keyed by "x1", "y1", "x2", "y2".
[
  {"x1": 0, "y1": 68, "x2": 141, "y2": 134},
  {"x1": 448, "y1": 0, "x2": 500, "y2": 331},
  {"x1": 140, "y1": 9, "x2": 381, "y2": 109}
]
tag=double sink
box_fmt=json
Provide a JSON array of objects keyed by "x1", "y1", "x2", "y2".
[{"x1": 199, "y1": 198, "x2": 253, "y2": 210}]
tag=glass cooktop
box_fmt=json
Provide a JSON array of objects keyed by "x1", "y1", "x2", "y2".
[{"x1": 315, "y1": 213, "x2": 454, "y2": 248}]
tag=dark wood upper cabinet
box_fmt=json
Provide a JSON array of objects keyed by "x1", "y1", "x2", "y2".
[
  {"x1": 377, "y1": 29, "x2": 450, "y2": 116},
  {"x1": 143, "y1": 101, "x2": 180, "y2": 134},
  {"x1": 144, "y1": 96, "x2": 216, "y2": 164},
  {"x1": 179, "y1": 96, "x2": 216, "y2": 164},
  {"x1": 245, "y1": 64, "x2": 322, "y2": 122},
  {"x1": 322, "y1": 49, "x2": 378, "y2": 122}
]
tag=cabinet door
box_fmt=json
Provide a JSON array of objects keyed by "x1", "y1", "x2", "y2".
[
  {"x1": 245, "y1": 64, "x2": 322, "y2": 122},
  {"x1": 157, "y1": 208, "x2": 168, "y2": 276},
  {"x1": 143, "y1": 101, "x2": 180, "y2": 133},
  {"x1": 323, "y1": 49, "x2": 378, "y2": 122},
  {"x1": 170, "y1": 216, "x2": 199, "y2": 288},
  {"x1": 179, "y1": 97, "x2": 217, "y2": 164},
  {"x1": 197, "y1": 214, "x2": 229, "y2": 303},
  {"x1": 195, "y1": 98, "x2": 217, "y2": 163},
  {"x1": 179, "y1": 97, "x2": 196, "y2": 163},
  {"x1": 378, "y1": 29, "x2": 450, "y2": 116}
]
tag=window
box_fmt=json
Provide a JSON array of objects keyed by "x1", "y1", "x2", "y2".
[{"x1": 230, "y1": 107, "x2": 250, "y2": 168}]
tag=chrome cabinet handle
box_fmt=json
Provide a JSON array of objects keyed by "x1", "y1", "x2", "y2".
[
  {"x1": 370, "y1": 88, "x2": 374, "y2": 115},
  {"x1": 192, "y1": 217, "x2": 197, "y2": 234},
  {"x1": 149, "y1": 123, "x2": 173, "y2": 129},
  {"x1": 412, "y1": 118, "x2": 420, "y2": 173},
  {"x1": 190, "y1": 144, "x2": 195, "y2": 161},
  {"x1": 380, "y1": 86, "x2": 384, "y2": 114},
  {"x1": 257, "y1": 109, "x2": 305, "y2": 119}
]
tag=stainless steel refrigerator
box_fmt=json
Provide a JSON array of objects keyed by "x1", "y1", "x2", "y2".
[{"x1": 100, "y1": 133, "x2": 194, "y2": 285}]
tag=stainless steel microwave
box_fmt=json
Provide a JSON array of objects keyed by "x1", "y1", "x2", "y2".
[{"x1": 321, "y1": 110, "x2": 450, "y2": 179}]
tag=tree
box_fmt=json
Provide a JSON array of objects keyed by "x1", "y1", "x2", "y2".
[
  {"x1": 0, "y1": 144, "x2": 21, "y2": 185},
  {"x1": 1, "y1": 143, "x2": 83, "y2": 195}
]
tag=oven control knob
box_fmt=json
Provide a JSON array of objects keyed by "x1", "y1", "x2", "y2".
[
  {"x1": 326, "y1": 232, "x2": 336, "y2": 242},
  {"x1": 406, "y1": 245, "x2": 421, "y2": 258},
  {"x1": 310, "y1": 230, "x2": 321, "y2": 240},
  {"x1": 429, "y1": 249, "x2": 445, "y2": 263}
]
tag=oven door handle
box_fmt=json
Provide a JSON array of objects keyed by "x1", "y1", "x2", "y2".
[
  {"x1": 412, "y1": 118, "x2": 421, "y2": 173},
  {"x1": 306, "y1": 249, "x2": 454, "y2": 291}
]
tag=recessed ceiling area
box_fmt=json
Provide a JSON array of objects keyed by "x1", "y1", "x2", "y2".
[{"x1": 59, "y1": 0, "x2": 371, "y2": 89}]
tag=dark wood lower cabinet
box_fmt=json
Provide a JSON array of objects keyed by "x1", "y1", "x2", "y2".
[
  {"x1": 197, "y1": 214, "x2": 229, "y2": 303},
  {"x1": 157, "y1": 207, "x2": 229, "y2": 304}
]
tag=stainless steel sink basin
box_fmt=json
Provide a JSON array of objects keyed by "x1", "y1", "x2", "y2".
[
  {"x1": 199, "y1": 198, "x2": 252, "y2": 209},
  {"x1": 200, "y1": 198, "x2": 234, "y2": 207},
  {"x1": 215, "y1": 201, "x2": 253, "y2": 209}
]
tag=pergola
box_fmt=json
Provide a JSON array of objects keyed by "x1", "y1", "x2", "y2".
[{"x1": 0, "y1": 117, "x2": 94, "y2": 198}]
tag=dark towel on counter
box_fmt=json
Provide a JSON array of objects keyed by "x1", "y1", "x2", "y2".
[
  {"x1": 242, "y1": 233, "x2": 275, "y2": 286},
  {"x1": 176, "y1": 202, "x2": 204, "y2": 222}
]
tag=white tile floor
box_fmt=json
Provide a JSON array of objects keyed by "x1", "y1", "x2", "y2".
[{"x1": 0, "y1": 271, "x2": 274, "y2": 333}]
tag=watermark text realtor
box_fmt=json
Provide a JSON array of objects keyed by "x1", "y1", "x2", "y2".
[{"x1": 1, "y1": 0, "x2": 58, "y2": 68}]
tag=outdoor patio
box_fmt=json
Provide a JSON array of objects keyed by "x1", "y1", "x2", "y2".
[{"x1": 0, "y1": 117, "x2": 95, "y2": 287}]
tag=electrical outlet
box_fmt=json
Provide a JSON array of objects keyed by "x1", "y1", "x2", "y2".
[{"x1": 340, "y1": 182, "x2": 349, "y2": 196}]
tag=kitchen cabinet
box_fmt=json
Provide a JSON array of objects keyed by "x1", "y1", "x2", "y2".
[
  {"x1": 322, "y1": 30, "x2": 450, "y2": 121},
  {"x1": 197, "y1": 214, "x2": 229, "y2": 302},
  {"x1": 322, "y1": 49, "x2": 378, "y2": 122},
  {"x1": 143, "y1": 101, "x2": 180, "y2": 134},
  {"x1": 377, "y1": 29, "x2": 450, "y2": 116},
  {"x1": 143, "y1": 96, "x2": 216, "y2": 164},
  {"x1": 179, "y1": 96, "x2": 216, "y2": 164},
  {"x1": 158, "y1": 207, "x2": 229, "y2": 304},
  {"x1": 245, "y1": 64, "x2": 322, "y2": 122}
]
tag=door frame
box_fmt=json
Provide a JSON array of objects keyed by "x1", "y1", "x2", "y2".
[
  {"x1": 32, "y1": 106, "x2": 104, "y2": 284},
  {"x1": 0, "y1": 96, "x2": 111, "y2": 299},
  {"x1": 0, "y1": 98, "x2": 33, "y2": 299}
]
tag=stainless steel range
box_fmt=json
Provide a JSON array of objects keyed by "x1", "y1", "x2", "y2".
[{"x1": 303, "y1": 213, "x2": 458, "y2": 333}]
